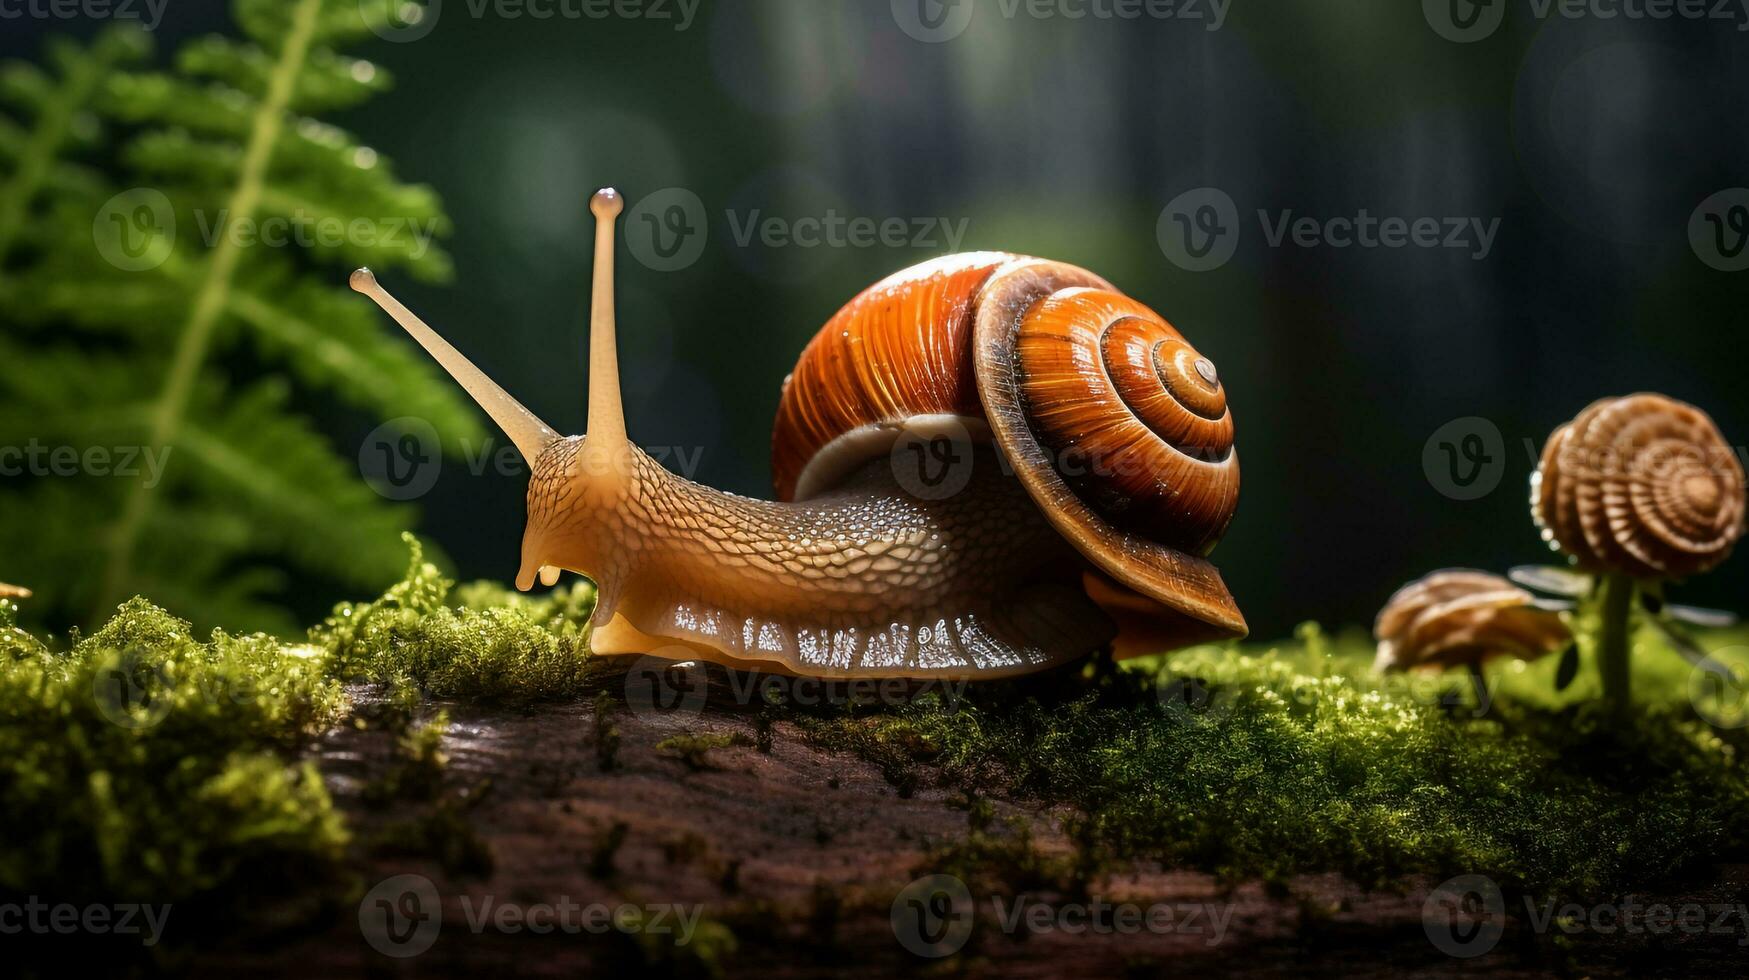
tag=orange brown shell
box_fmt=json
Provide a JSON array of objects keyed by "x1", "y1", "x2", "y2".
[
  {"x1": 1373, "y1": 569, "x2": 1571, "y2": 672},
  {"x1": 1532, "y1": 393, "x2": 1746, "y2": 580},
  {"x1": 770, "y1": 252, "x2": 1244, "y2": 642}
]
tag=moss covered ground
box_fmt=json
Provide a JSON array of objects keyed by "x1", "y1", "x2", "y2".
[{"x1": 3, "y1": 535, "x2": 1748, "y2": 970}]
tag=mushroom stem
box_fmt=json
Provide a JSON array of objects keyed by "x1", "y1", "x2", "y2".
[{"x1": 1596, "y1": 573, "x2": 1635, "y2": 720}]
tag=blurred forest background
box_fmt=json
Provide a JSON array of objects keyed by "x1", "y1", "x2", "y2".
[{"x1": 2, "y1": 0, "x2": 1747, "y2": 639}]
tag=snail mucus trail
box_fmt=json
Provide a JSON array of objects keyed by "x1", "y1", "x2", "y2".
[{"x1": 351, "y1": 189, "x2": 1135, "y2": 679}]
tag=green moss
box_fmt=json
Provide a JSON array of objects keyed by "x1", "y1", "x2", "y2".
[
  {"x1": 624, "y1": 908, "x2": 738, "y2": 980},
  {"x1": 800, "y1": 625, "x2": 1749, "y2": 898},
  {"x1": 593, "y1": 689, "x2": 622, "y2": 771},
  {"x1": 363, "y1": 709, "x2": 450, "y2": 803},
  {"x1": 313, "y1": 534, "x2": 604, "y2": 705},
  {"x1": 7, "y1": 535, "x2": 1749, "y2": 959},
  {"x1": 656, "y1": 732, "x2": 756, "y2": 772},
  {"x1": 0, "y1": 597, "x2": 349, "y2": 924}
]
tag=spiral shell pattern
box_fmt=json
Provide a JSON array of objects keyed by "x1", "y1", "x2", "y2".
[
  {"x1": 771, "y1": 253, "x2": 1245, "y2": 641},
  {"x1": 1532, "y1": 394, "x2": 1746, "y2": 580},
  {"x1": 1373, "y1": 569, "x2": 1571, "y2": 672},
  {"x1": 1013, "y1": 288, "x2": 1238, "y2": 556}
]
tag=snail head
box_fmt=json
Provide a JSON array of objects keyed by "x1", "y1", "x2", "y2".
[{"x1": 350, "y1": 188, "x2": 644, "y2": 605}]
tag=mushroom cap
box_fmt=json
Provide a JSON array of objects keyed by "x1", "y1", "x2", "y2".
[
  {"x1": 1532, "y1": 393, "x2": 1746, "y2": 580},
  {"x1": 1373, "y1": 569, "x2": 1571, "y2": 672}
]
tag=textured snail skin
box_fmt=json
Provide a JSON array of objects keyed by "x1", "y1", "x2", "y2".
[
  {"x1": 1533, "y1": 394, "x2": 1747, "y2": 580},
  {"x1": 519, "y1": 437, "x2": 1138, "y2": 678},
  {"x1": 1373, "y1": 570, "x2": 1571, "y2": 672}
]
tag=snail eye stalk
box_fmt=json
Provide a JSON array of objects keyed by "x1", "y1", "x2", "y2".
[
  {"x1": 585, "y1": 188, "x2": 627, "y2": 447},
  {"x1": 350, "y1": 268, "x2": 560, "y2": 462}
]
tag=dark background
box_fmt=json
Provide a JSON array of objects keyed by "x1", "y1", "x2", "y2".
[{"x1": 9, "y1": 0, "x2": 1749, "y2": 640}]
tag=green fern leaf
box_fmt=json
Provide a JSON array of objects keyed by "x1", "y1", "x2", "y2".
[{"x1": 0, "y1": 1, "x2": 477, "y2": 634}]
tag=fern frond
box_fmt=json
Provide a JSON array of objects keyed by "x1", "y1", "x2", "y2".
[
  {"x1": 0, "y1": 341, "x2": 158, "y2": 444},
  {"x1": 103, "y1": 72, "x2": 254, "y2": 139},
  {"x1": 226, "y1": 262, "x2": 483, "y2": 446},
  {"x1": 178, "y1": 35, "x2": 392, "y2": 114},
  {"x1": 0, "y1": 26, "x2": 151, "y2": 270},
  {"x1": 176, "y1": 380, "x2": 415, "y2": 591},
  {"x1": 0, "y1": 2, "x2": 476, "y2": 635}
]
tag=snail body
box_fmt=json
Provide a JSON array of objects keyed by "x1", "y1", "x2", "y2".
[{"x1": 353, "y1": 189, "x2": 1245, "y2": 679}]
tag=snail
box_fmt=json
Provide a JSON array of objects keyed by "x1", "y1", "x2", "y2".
[
  {"x1": 1528, "y1": 393, "x2": 1746, "y2": 714},
  {"x1": 348, "y1": 188, "x2": 1245, "y2": 679},
  {"x1": 0, "y1": 583, "x2": 29, "y2": 600},
  {"x1": 1373, "y1": 569, "x2": 1570, "y2": 673}
]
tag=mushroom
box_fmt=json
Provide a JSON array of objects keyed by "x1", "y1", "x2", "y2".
[{"x1": 1530, "y1": 393, "x2": 1747, "y2": 715}]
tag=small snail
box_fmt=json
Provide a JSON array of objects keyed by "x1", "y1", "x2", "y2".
[
  {"x1": 1373, "y1": 570, "x2": 1570, "y2": 673},
  {"x1": 350, "y1": 188, "x2": 1245, "y2": 678},
  {"x1": 0, "y1": 583, "x2": 30, "y2": 600},
  {"x1": 1529, "y1": 393, "x2": 1746, "y2": 714}
]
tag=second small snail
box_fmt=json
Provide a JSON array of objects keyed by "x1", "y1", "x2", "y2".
[{"x1": 352, "y1": 188, "x2": 1244, "y2": 678}]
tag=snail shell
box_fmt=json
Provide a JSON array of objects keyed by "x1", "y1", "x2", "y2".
[
  {"x1": 771, "y1": 252, "x2": 1243, "y2": 645},
  {"x1": 1532, "y1": 393, "x2": 1746, "y2": 580},
  {"x1": 1373, "y1": 569, "x2": 1571, "y2": 672}
]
